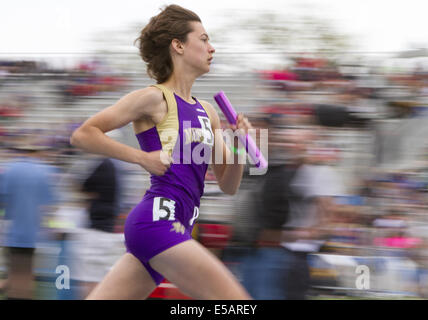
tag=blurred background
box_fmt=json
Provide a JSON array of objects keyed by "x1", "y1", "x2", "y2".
[{"x1": 0, "y1": 0, "x2": 427, "y2": 299}]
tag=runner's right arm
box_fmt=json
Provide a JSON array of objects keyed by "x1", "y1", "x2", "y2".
[{"x1": 70, "y1": 87, "x2": 171, "y2": 176}]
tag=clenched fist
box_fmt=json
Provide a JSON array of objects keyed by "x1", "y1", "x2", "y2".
[
  {"x1": 140, "y1": 150, "x2": 173, "y2": 176},
  {"x1": 229, "y1": 113, "x2": 253, "y2": 136}
]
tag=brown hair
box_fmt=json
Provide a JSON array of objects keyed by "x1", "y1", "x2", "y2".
[{"x1": 135, "y1": 5, "x2": 201, "y2": 83}]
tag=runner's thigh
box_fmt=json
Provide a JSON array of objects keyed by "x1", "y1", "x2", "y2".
[
  {"x1": 86, "y1": 253, "x2": 157, "y2": 300},
  {"x1": 149, "y1": 239, "x2": 251, "y2": 300}
]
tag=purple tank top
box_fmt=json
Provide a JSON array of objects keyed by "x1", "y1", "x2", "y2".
[{"x1": 135, "y1": 85, "x2": 214, "y2": 207}]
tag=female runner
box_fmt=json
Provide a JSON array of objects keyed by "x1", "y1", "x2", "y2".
[{"x1": 71, "y1": 4, "x2": 252, "y2": 299}]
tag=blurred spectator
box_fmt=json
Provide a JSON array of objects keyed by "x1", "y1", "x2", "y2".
[
  {"x1": 280, "y1": 129, "x2": 347, "y2": 296},
  {"x1": 245, "y1": 128, "x2": 346, "y2": 299},
  {"x1": 82, "y1": 157, "x2": 119, "y2": 233},
  {"x1": 0, "y1": 144, "x2": 57, "y2": 299},
  {"x1": 67, "y1": 156, "x2": 125, "y2": 298}
]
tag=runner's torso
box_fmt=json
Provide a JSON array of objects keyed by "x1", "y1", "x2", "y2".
[{"x1": 135, "y1": 84, "x2": 214, "y2": 207}]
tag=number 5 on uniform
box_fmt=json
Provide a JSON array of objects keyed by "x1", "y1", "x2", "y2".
[{"x1": 153, "y1": 197, "x2": 176, "y2": 221}]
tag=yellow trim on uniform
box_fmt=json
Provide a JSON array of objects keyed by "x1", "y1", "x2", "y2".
[
  {"x1": 152, "y1": 84, "x2": 179, "y2": 157},
  {"x1": 197, "y1": 100, "x2": 213, "y2": 124}
]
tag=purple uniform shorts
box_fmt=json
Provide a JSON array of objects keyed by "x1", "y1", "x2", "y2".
[{"x1": 124, "y1": 191, "x2": 200, "y2": 285}]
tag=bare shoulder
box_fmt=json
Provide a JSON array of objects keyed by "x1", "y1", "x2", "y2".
[
  {"x1": 116, "y1": 86, "x2": 165, "y2": 121},
  {"x1": 133, "y1": 86, "x2": 164, "y2": 109}
]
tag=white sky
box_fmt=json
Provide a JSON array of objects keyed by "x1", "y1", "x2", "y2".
[{"x1": 1, "y1": 0, "x2": 427, "y2": 56}]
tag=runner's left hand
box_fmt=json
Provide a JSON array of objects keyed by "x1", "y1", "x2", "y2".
[{"x1": 229, "y1": 113, "x2": 253, "y2": 135}]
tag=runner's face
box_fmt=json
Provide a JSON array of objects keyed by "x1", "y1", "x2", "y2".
[{"x1": 182, "y1": 22, "x2": 215, "y2": 75}]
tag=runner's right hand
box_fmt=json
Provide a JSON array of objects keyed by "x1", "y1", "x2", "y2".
[{"x1": 140, "y1": 150, "x2": 172, "y2": 176}]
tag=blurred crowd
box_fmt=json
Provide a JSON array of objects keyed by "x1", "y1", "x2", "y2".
[
  {"x1": 0, "y1": 53, "x2": 427, "y2": 299},
  {"x1": 221, "y1": 55, "x2": 428, "y2": 299}
]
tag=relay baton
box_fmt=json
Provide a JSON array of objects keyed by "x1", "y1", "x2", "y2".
[{"x1": 214, "y1": 91, "x2": 267, "y2": 169}]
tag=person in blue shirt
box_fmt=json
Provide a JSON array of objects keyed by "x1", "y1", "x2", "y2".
[{"x1": 0, "y1": 145, "x2": 56, "y2": 299}]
